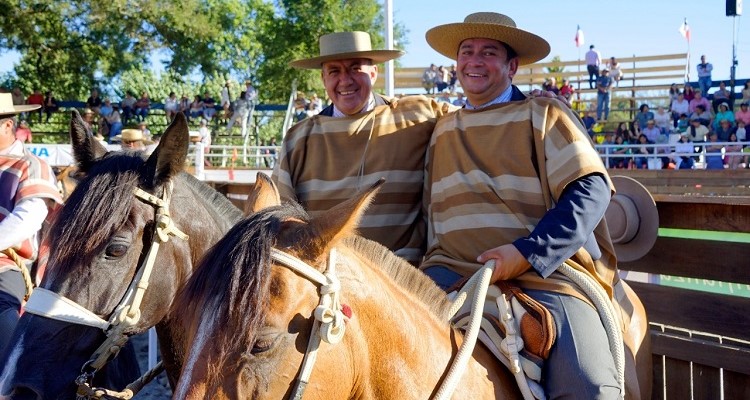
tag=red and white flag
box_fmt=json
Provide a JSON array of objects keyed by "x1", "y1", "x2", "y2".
[
  {"x1": 679, "y1": 18, "x2": 691, "y2": 42},
  {"x1": 575, "y1": 25, "x2": 584, "y2": 47}
]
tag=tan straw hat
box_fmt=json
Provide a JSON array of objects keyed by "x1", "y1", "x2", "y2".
[
  {"x1": 605, "y1": 176, "x2": 659, "y2": 262},
  {"x1": 115, "y1": 129, "x2": 153, "y2": 144},
  {"x1": 425, "y1": 12, "x2": 550, "y2": 66},
  {"x1": 290, "y1": 31, "x2": 404, "y2": 69},
  {"x1": 0, "y1": 93, "x2": 41, "y2": 117}
]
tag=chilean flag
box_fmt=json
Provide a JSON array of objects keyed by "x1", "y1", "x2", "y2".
[
  {"x1": 575, "y1": 25, "x2": 584, "y2": 47},
  {"x1": 679, "y1": 18, "x2": 690, "y2": 42}
]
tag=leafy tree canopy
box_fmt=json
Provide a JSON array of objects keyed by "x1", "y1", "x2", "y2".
[{"x1": 0, "y1": 0, "x2": 405, "y2": 104}]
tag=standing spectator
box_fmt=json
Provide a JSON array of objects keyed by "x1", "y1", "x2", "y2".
[
  {"x1": 585, "y1": 44, "x2": 601, "y2": 89},
  {"x1": 244, "y1": 80, "x2": 258, "y2": 105},
  {"x1": 225, "y1": 91, "x2": 248, "y2": 133},
  {"x1": 164, "y1": 92, "x2": 179, "y2": 123},
  {"x1": 670, "y1": 92, "x2": 690, "y2": 126},
  {"x1": 14, "y1": 120, "x2": 32, "y2": 143},
  {"x1": 697, "y1": 55, "x2": 713, "y2": 95},
  {"x1": 189, "y1": 95, "x2": 204, "y2": 122},
  {"x1": 735, "y1": 101, "x2": 750, "y2": 127},
  {"x1": 0, "y1": 93, "x2": 62, "y2": 351},
  {"x1": 134, "y1": 92, "x2": 150, "y2": 123},
  {"x1": 43, "y1": 91, "x2": 58, "y2": 122},
  {"x1": 596, "y1": 68, "x2": 612, "y2": 121},
  {"x1": 198, "y1": 119, "x2": 212, "y2": 166},
  {"x1": 448, "y1": 64, "x2": 458, "y2": 93},
  {"x1": 452, "y1": 92, "x2": 466, "y2": 107},
  {"x1": 711, "y1": 81, "x2": 732, "y2": 113},
  {"x1": 559, "y1": 78, "x2": 575, "y2": 99},
  {"x1": 202, "y1": 92, "x2": 217, "y2": 120},
  {"x1": 120, "y1": 91, "x2": 137, "y2": 126},
  {"x1": 26, "y1": 89, "x2": 44, "y2": 123},
  {"x1": 607, "y1": 57, "x2": 623, "y2": 87},
  {"x1": 10, "y1": 87, "x2": 24, "y2": 107},
  {"x1": 86, "y1": 89, "x2": 102, "y2": 115},
  {"x1": 435, "y1": 65, "x2": 449, "y2": 92},
  {"x1": 422, "y1": 63, "x2": 437, "y2": 94},
  {"x1": 683, "y1": 84, "x2": 696, "y2": 102},
  {"x1": 220, "y1": 81, "x2": 232, "y2": 122}
]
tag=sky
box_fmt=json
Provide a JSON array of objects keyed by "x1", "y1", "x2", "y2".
[{"x1": 1, "y1": 1, "x2": 747, "y2": 85}]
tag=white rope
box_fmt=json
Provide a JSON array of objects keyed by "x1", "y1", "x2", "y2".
[
  {"x1": 433, "y1": 261, "x2": 494, "y2": 400},
  {"x1": 558, "y1": 263, "x2": 625, "y2": 398}
]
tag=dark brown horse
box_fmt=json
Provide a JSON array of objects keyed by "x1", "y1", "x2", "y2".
[
  {"x1": 171, "y1": 178, "x2": 522, "y2": 399},
  {"x1": 0, "y1": 112, "x2": 242, "y2": 399}
]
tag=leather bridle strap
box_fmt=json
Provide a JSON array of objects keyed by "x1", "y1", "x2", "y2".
[{"x1": 269, "y1": 248, "x2": 347, "y2": 400}]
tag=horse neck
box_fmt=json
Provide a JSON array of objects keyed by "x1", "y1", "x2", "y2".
[{"x1": 337, "y1": 248, "x2": 513, "y2": 398}]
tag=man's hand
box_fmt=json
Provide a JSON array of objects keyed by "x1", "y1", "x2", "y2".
[
  {"x1": 477, "y1": 244, "x2": 532, "y2": 283},
  {"x1": 528, "y1": 89, "x2": 572, "y2": 109}
]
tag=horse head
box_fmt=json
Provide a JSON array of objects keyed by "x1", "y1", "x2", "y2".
[
  {"x1": 1, "y1": 111, "x2": 241, "y2": 398},
  {"x1": 173, "y1": 178, "x2": 519, "y2": 399}
]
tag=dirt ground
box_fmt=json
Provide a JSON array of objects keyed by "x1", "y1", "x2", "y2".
[{"x1": 130, "y1": 331, "x2": 171, "y2": 399}]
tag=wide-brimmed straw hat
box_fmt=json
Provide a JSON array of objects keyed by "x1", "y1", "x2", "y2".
[
  {"x1": 114, "y1": 129, "x2": 153, "y2": 144},
  {"x1": 0, "y1": 93, "x2": 41, "y2": 117},
  {"x1": 290, "y1": 31, "x2": 404, "y2": 69},
  {"x1": 425, "y1": 12, "x2": 550, "y2": 66},
  {"x1": 605, "y1": 176, "x2": 659, "y2": 262}
]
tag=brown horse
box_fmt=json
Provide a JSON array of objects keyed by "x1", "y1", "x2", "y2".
[
  {"x1": 0, "y1": 111, "x2": 242, "y2": 399},
  {"x1": 173, "y1": 176, "x2": 652, "y2": 399}
]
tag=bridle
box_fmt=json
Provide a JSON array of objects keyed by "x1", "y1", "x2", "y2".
[{"x1": 23, "y1": 181, "x2": 188, "y2": 399}]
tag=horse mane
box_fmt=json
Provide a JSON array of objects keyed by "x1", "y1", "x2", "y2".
[
  {"x1": 344, "y1": 236, "x2": 453, "y2": 321},
  {"x1": 180, "y1": 172, "x2": 242, "y2": 230}
]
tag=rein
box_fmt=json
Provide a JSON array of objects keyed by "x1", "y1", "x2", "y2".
[
  {"x1": 269, "y1": 248, "x2": 347, "y2": 400},
  {"x1": 23, "y1": 181, "x2": 188, "y2": 399}
]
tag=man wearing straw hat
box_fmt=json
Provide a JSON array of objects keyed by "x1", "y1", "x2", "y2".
[
  {"x1": 273, "y1": 31, "x2": 456, "y2": 264},
  {"x1": 422, "y1": 13, "x2": 624, "y2": 398},
  {"x1": 0, "y1": 93, "x2": 62, "y2": 352}
]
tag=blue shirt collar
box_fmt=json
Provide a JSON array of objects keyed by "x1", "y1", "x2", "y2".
[{"x1": 464, "y1": 85, "x2": 513, "y2": 110}]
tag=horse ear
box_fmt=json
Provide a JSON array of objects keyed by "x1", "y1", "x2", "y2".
[
  {"x1": 142, "y1": 112, "x2": 189, "y2": 189},
  {"x1": 307, "y1": 178, "x2": 384, "y2": 256},
  {"x1": 244, "y1": 172, "x2": 280, "y2": 215},
  {"x1": 70, "y1": 110, "x2": 107, "y2": 173}
]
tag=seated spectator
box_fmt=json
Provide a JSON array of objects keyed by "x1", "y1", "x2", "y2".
[
  {"x1": 705, "y1": 132, "x2": 725, "y2": 169},
  {"x1": 82, "y1": 108, "x2": 95, "y2": 132},
  {"x1": 726, "y1": 132, "x2": 743, "y2": 169},
  {"x1": 106, "y1": 105, "x2": 123, "y2": 143},
  {"x1": 542, "y1": 77, "x2": 559, "y2": 95},
  {"x1": 11, "y1": 87, "x2": 25, "y2": 106},
  {"x1": 654, "y1": 106, "x2": 672, "y2": 134},
  {"x1": 671, "y1": 133, "x2": 695, "y2": 169},
  {"x1": 607, "y1": 57, "x2": 623, "y2": 86},
  {"x1": 714, "y1": 118, "x2": 736, "y2": 142},
  {"x1": 448, "y1": 64, "x2": 458, "y2": 93},
  {"x1": 179, "y1": 94, "x2": 191, "y2": 117},
  {"x1": 736, "y1": 102, "x2": 750, "y2": 126},
  {"x1": 711, "y1": 81, "x2": 732, "y2": 113},
  {"x1": 436, "y1": 65, "x2": 449, "y2": 92},
  {"x1": 202, "y1": 92, "x2": 217, "y2": 120},
  {"x1": 164, "y1": 92, "x2": 179, "y2": 122},
  {"x1": 737, "y1": 120, "x2": 747, "y2": 141},
  {"x1": 116, "y1": 128, "x2": 152, "y2": 151},
  {"x1": 220, "y1": 81, "x2": 232, "y2": 122},
  {"x1": 635, "y1": 133, "x2": 656, "y2": 169},
  {"x1": 683, "y1": 84, "x2": 696, "y2": 102},
  {"x1": 437, "y1": 92, "x2": 452, "y2": 103},
  {"x1": 642, "y1": 119, "x2": 662, "y2": 143},
  {"x1": 26, "y1": 89, "x2": 44, "y2": 123},
  {"x1": 121, "y1": 91, "x2": 137, "y2": 125},
  {"x1": 559, "y1": 79, "x2": 574, "y2": 99},
  {"x1": 308, "y1": 93, "x2": 323, "y2": 114},
  {"x1": 688, "y1": 117, "x2": 710, "y2": 142},
  {"x1": 138, "y1": 121, "x2": 151, "y2": 139},
  {"x1": 86, "y1": 89, "x2": 102, "y2": 115},
  {"x1": 609, "y1": 134, "x2": 629, "y2": 168},
  {"x1": 676, "y1": 113, "x2": 690, "y2": 134},
  {"x1": 691, "y1": 104, "x2": 712, "y2": 127},
  {"x1": 712, "y1": 101, "x2": 735, "y2": 132},
  {"x1": 15, "y1": 120, "x2": 32, "y2": 143},
  {"x1": 634, "y1": 104, "x2": 654, "y2": 131},
  {"x1": 99, "y1": 98, "x2": 113, "y2": 118},
  {"x1": 189, "y1": 95, "x2": 204, "y2": 122},
  {"x1": 689, "y1": 89, "x2": 710, "y2": 114},
  {"x1": 43, "y1": 91, "x2": 58, "y2": 122},
  {"x1": 452, "y1": 92, "x2": 466, "y2": 107},
  {"x1": 581, "y1": 111, "x2": 596, "y2": 136},
  {"x1": 422, "y1": 64, "x2": 437, "y2": 94},
  {"x1": 670, "y1": 92, "x2": 689, "y2": 126},
  {"x1": 134, "y1": 92, "x2": 150, "y2": 123}
]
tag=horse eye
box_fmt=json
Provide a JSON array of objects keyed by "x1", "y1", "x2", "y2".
[
  {"x1": 251, "y1": 338, "x2": 275, "y2": 355},
  {"x1": 105, "y1": 243, "x2": 128, "y2": 258}
]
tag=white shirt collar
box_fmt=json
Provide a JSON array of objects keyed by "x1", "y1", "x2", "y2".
[{"x1": 332, "y1": 93, "x2": 379, "y2": 118}]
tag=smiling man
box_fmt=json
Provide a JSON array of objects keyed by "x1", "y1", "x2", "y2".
[
  {"x1": 422, "y1": 13, "x2": 622, "y2": 398},
  {"x1": 273, "y1": 31, "x2": 455, "y2": 264}
]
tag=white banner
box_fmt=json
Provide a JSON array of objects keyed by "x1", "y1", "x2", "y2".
[{"x1": 26, "y1": 144, "x2": 120, "y2": 166}]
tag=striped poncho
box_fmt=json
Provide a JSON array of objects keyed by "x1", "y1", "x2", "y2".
[
  {"x1": 422, "y1": 97, "x2": 619, "y2": 298},
  {"x1": 273, "y1": 96, "x2": 456, "y2": 263}
]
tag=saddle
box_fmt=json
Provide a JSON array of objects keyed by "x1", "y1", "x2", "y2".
[{"x1": 449, "y1": 280, "x2": 555, "y2": 400}]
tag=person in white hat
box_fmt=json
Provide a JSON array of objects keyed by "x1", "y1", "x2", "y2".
[
  {"x1": 0, "y1": 92, "x2": 63, "y2": 351},
  {"x1": 421, "y1": 12, "x2": 630, "y2": 398},
  {"x1": 272, "y1": 31, "x2": 457, "y2": 264},
  {"x1": 116, "y1": 128, "x2": 152, "y2": 151}
]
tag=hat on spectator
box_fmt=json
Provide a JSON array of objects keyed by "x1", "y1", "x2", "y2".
[
  {"x1": 718, "y1": 101, "x2": 730, "y2": 110},
  {"x1": 290, "y1": 31, "x2": 404, "y2": 69},
  {"x1": 741, "y1": 102, "x2": 749, "y2": 107},
  {"x1": 425, "y1": 12, "x2": 550, "y2": 66},
  {"x1": 83, "y1": 108, "x2": 94, "y2": 115},
  {"x1": 115, "y1": 129, "x2": 153, "y2": 144},
  {"x1": 0, "y1": 93, "x2": 41, "y2": 117},
  {"x1": 605, "y1": 176, "x2": 659, "y2": 262}
]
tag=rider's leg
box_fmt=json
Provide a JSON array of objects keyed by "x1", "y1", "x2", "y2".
[
  {"x1": 0, "y1": 270, "x2": 25, "y2": 353},
  {"x1": 525, "y1": 288, "x2": 620, "y2": 400}
]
